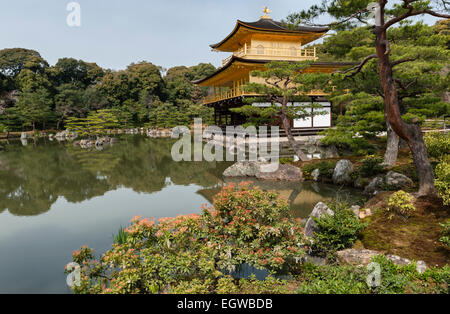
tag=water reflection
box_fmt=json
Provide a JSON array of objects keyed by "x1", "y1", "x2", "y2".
[
  {"x1": 0, "y1": 136, "x2": 229, "y2": 217},
  {"x1": 0, "y1": 136, "x2": 361, "y2": 293}
]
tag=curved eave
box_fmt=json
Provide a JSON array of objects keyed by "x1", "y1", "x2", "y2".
[
  {"x1": 192, "y1": 57, "x2": 357, "y2": 86},
  {"x1": 210, "y1": 20, "x2": 328, "y2": 50}
]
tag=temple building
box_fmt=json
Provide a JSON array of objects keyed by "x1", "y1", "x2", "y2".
[{"x1": 194, "y1": 7, "x2": 354, "y2": 134}]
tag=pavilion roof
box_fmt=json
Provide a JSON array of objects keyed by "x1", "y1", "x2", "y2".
[{"x1": 210, "y1": 18, "x2": 329, "y2": 51}]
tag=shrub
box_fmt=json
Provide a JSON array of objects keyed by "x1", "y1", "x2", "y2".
[
  {"x1": 439, "y1": 220, "x2": 450, "y2": 248},
  {"x1": 67, "y1": 182, "x2": 306, "y2": 294},
  {"x1": 386, "y1": 190, "x2": 416, "y2": 220},
  {"x1": 215, "y1": 275, "x2": 293, "y2": 294},
  {"x1": 298, "y1": 255, "x2": 449, "y2": 294},
  {"x1": 204, "y1": 182, "x2": 306, "y2": 272},
  {"x1": 425, "y1": 132, "x2": 450, "y2": 159},
  {"x1": 302, "y1": 161, "x2": 337, "y2": 181},
  {"x1": 435, "y1": 156, "x2": 450, "y2": 205},
  {"x1": 358, "y1": 155, "x2": 385, "y2": 177},
  {"x1": 310, "y1": 202, "x2": 367, "y2": 257}
]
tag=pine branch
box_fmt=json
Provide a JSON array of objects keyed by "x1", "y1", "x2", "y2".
[{"x1": 333, "y1": 54, "x2": 377, "y2": 78}]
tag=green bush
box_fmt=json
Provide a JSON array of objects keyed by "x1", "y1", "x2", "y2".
[
  {"x1": 310, "y1": 202, "x2": 367, "y2": 257},
  {"x1": 298, "y1": 255, "x2": 449, "y2": 294},
  {"x1": 216, "y1": 275, "x2": 292, "y2": 294},
  {"x1": 425, "y1": 132, "x2": 450, "y2": 159},
  {"x1": 435, "y1": 156, "x2": 450, "y2": 205},
  {"x1": 439, "y1": 220, "x2": 450, "y2": 248},
  {"x1": 358, "y1": 155, "x2": 385, "y2": 177},
  {"x1": 302, "y1": 161, "x2": 337, "y2": 181},
  {"x1": 386, "y1": 190, "x2": 416, "y2": 220}
]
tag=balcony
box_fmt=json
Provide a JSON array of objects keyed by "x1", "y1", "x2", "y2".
[
  {"x1": 201, "y1": 86, "x2": 329, "y2": 106},
  {"x1": 221, "y1": 45, "x2": 317, "y2": 67}
]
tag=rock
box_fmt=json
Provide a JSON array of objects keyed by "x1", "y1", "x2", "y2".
[
  {"x1": 332, "y1": 160, "x2": 354, "y2": 185},
  {"x1": 55, "y1": 130, "x2": 67, "y2": 138},
  {"x1": 351, "y1": 205, "x2": 360, "y2": 217},
  {"x1": 256, "y1": 164, "x2": 303, "y2": 182},
  {"x1": 321, "y1": 145, "x2": 339, "y2": 159},
  {"x1": 337, "y1": 249, "x2": 380, "y2": 266},
  {"x1": 301, "y1": 254, "x2": 327, "y2": 266},
  {"x1": 354, "y1": 176, "x2": 367, "y2": 189},
  {"x1": 385, "y1": 254, "x2": 411, "y2": 266},
  {"x1": 223, "y1": 161, "x2": 260, "y2": 177},
  {"x1": 385, "y1": 171, "x2": 413, "y2": 190},
  {"x1": 416, "y1": 260, "x2": 427, "y2": 274},
  {"x1": 364, "y1": 176, "x2": 384, "y2": 196},
  {"x1": 311, "y1": 169, "x2": 320, "y2": 182},
  {"x1": 304, "y1": 202, "x2": 334, "y2": 237},
  {"x1": 337, "y1": 249, "x2": 427, "y2": 273}
]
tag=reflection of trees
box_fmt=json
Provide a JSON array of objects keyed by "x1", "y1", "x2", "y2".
[{"x1": 0, "y1": 136, "x2": 225, "y2": 216}]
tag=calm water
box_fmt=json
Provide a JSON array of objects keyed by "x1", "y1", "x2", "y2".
[{"x1": 0, "y1": 136, "x2": 361, "y2": 293}]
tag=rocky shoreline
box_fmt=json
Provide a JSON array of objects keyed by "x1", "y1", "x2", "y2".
[{"x1": 222, "y1": 158, "x2": 415, "y2": 197}]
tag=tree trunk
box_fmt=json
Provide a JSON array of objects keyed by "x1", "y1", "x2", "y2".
[
  {"x1": 374, "y1": 24, "x2": 436, "y2": 196},
  {"x1": 383, "y1": 119, "x2": 399, "y2": 166},
  {"x1": 280, "y1": 111, "x2": 310, "y2": 161}
]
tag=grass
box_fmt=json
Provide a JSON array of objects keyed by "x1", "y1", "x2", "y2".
[{"x1": 112, "y1": 225, "x2": 128, "y2": 245}]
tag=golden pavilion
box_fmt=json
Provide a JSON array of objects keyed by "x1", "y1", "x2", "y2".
[{"x1": 194, "y1": 7, "x2": 353, "y2": 134}]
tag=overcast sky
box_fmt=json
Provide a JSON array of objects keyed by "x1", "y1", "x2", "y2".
[{"x1": 0, "y1": 0, "x2": 440, "y2": 71}]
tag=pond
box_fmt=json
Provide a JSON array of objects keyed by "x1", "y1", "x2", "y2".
[{"x1": 0, "y1": 135, "x2": 362, "y2": 293}]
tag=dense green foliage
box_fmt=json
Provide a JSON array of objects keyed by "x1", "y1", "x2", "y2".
[
  {"x1": 0, "y1": 48, "x2": 216, "y2": 132},
  {"x1": 301, "y1": 160, "x2": 337, "y2": 181},
  {"x1": 310, "y1": 202, "x2": 367, "y2": 257},
  {"x1": 298, "y1": 255, "x2": 449, "y2": 294},
  {"x1": 425, "y1": 132, "x2": 450, "y2": 204},
  {"x1": 314, "y1": 22, "x2": 450, "y2": 153},
  {"x1": 439, "y1": 220, "x2": 450, "y2": 248},
  {"x1": 67, "y1": 183, "x2": 306, "y2": 294},
  {"x1": 359, "y1": 155, "x2": 385, "y2": 177}
]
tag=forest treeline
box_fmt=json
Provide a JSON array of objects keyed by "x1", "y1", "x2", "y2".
[
  {"x1": 0, "y1": 50, "x2": 216, "y2": 132},
  {"x1": 0, "y1": 20, "x2": 448, "y2": 135}
]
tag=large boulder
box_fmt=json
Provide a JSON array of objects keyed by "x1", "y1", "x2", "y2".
[
  {"x1": 332, "y1": 160, "x2": 354, "y2": 184},
  {"x1": 385, "y1": 171, "x2": 413, "y2": 189},
  {"x1": 364, "y1": 176, "x2": 385, "y2": 196},
  {"x1": 304, "y1": 202, "x2": 334, "y2": 237},
  {"x1": 223, "y1": 161, "x2": 260, "y2": 177},
  {"x1": 256, "y1": 164, "x2": 303, "y2": 181}
]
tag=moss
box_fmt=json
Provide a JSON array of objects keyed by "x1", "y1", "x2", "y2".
[{"x1": 361, "y1": 194, "x2": 450, "y2": 267}]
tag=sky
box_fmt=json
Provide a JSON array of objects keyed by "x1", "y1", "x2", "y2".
[{"x1": 0, "y1": 0, "x2": 440, "y2": 71}]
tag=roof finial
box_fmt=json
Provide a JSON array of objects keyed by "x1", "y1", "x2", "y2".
[{"x1": 261, "y1": 6, "x2": 272, "y2": 19}]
